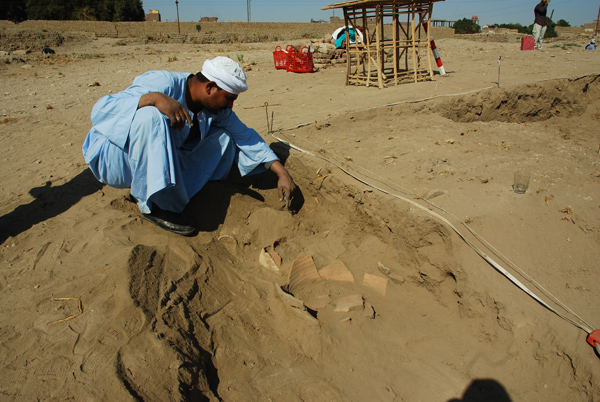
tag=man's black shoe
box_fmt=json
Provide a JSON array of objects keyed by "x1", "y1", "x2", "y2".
[{"x1": 141, "y1": 206, "x2": 197, "y2": 236}]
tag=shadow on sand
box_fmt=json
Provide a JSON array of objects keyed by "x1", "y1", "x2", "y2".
[
  {"x1": 185, "y1": 142, "x2": 304, "y2": 232},
  {"x1": 0, "y1": 169, "x2": 104, "y2": 244},
  {"x1": 0, "y1": 142, "x2": 302, "y2": 242},
  {"x1": 448, "y1": 379, "x2": 513, "y2": 402}
]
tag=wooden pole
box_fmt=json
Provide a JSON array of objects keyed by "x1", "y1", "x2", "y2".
[
  {"x1": 393, "y1": 3, "x2": 398, "y2": 86},
  {"x1": 405, "y1": 9, "x2": 409, "y2": 71},
  {"x1": 497, "y1": 56, "x2": 501, "y2": 88},
  {"x1": 375, "y1": 4, "x2": 384, "y2": 88},
  {"x1": 358, "y1": 8, "x2": 365, "y2": 82},
  {"x1": 366, "y1": 7, "x2": 373, "y2": 87},
  {"x1": 344, "y1": 9, "x2": 351, "y2": 86},
  {"x1": 595, "y1": 4, "x2": 600, "y2": 35},
  {"x1": 426, "y1": 5, "x2": 434, "y2": 79},
  {"x1": 411, "y1": 6, "x2": 417, "y2": 83},
  {"x1": 175, "y1": 0, "x2": 180, "y2": 34}
]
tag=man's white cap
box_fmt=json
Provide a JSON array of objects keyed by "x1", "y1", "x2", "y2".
[{"x1": 201, "y1": 56, "x2": 248, "y2": 95}]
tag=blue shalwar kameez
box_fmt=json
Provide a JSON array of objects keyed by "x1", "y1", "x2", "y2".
[{"x1": 82, "y1": 70, "x2": 278, "y2": 214}]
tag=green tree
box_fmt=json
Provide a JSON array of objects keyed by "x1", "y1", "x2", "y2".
[
  {"x1": 527, "y1": 17, "x2": 558, "y2": 38},
  {"x1": 113, "y1": 0, "x2": 145, "y2": 22},
  {"x1": 24, "y1": 0, "x2": 145, "y2": 21},
  {"x1": 545, "y1": 18, "x2": 558, "y2": 38},
  {"x1": 26, "y1": 0, "x2": 72, "y2": 20},
  {"x1": 495, "y1": 23, "x2": 529, "y2": 34},
  {"x1": 98, "y1": 0, "x2": 116, "y2": 21},
  {"x1": 0, "y1": 0, "x2": 27, "y2": 22},
  {"x1": 453, "y1": 18, "x2": 481, "y2": 34},
  {"x1": 556, "y1": 19, "x2": 570, "y2": 27}
]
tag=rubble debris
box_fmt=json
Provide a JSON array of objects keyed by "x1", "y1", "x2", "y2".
[{"x1": 332, "y1": 294, "x2": 364, "y2": 312}]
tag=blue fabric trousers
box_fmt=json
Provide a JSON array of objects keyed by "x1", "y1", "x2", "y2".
[{"x1": 86, "y1": 106, "x2": 238, "y2": 214}]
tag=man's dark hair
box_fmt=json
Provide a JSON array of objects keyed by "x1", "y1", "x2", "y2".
[
  {"x1": 195, "y1": 71, "x2": 209, "y2": 81},
  {"x1": 195, "y1": 72, "x2": 222, "y2": 90}
]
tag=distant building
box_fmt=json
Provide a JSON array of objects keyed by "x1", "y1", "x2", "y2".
[
  {"x1": 200, "y1": 17, "x2": 218, "y2": 22},
  {"x1": 146, "y1": 10, "x2": 161, "y2": 22},
  {"x1": 583, "y1": 21, "x2": 598, "y2": 32},
  {"x1": 472, "y1": 14, "x2": 479, "y2": 24},
  {"x1": 431, "y1": 19, "x2": 455, "y2": 28},
  {"x1": 330, "y1": 16, "x2": 343, "y2": 24},
  {"x1": 481, "y1": 26, "x2": 518, "y2": 34}
]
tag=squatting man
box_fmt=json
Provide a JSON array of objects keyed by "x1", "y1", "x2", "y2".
[{"x1": 83, "y1": 57, "x2": 296, "y2": 235}]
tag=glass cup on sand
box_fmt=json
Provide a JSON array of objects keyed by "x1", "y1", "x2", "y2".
[{"x1": 513, "y1": 170, "x2": 530, "y2": 194}]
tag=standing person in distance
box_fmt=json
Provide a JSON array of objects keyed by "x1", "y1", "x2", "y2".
[{"x1": 533, "y1": 0, "x2": 550, "y2": 50}]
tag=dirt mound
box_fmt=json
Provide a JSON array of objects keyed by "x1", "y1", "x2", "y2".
[
  {"x1": 0, "y1": 29, "x2": 64, "y2": 51},
  {"x1": 455, "y1": 33, "x2": 523, "y2": 43},
  {"x1": 117, "y1": 154, "x2": 470, "y2": 400},
  {"x1": 0, "y1": 29, "x2": 91, "y2": 52},
  {"x1": 114, "y1": 149, "x2": 598, "y2": 400},
  {"x1": 437, "y1": 74, "x2": 600, "y2": 123}
]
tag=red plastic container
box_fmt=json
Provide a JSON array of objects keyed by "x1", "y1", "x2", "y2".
[
  {"x1": 286, "y1": 46, "x2": 313, "y2": 73},
  {"x1": 273, "y1": 45, "x2": 294, "y2": 70},
  {"x1": 520, "y1": 36, "x2": 534, "y2": 51}
]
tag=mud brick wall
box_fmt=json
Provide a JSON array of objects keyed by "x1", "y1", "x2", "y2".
[
  {"x1": 555, "y1": 26, "x2": 587, "y2": 37},
  {"x1": 0, "y1": 20, "x2": 454, "y2": 40}
]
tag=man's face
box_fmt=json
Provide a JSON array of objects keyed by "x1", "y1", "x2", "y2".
[{"x1": 204, "y1": 85, "x2": 238, "y2": 114}]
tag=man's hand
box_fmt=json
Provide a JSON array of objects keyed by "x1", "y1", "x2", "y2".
[
  {"x1": 269, "y1": 160, "x2": 296, "y2": 210},
  {"x1": 138, "y1": 92, "x2": 192, "y2": 130}
]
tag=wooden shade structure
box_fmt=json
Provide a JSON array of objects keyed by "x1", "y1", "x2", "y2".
[{"x1": 322, "y1": 0, "x2": 445, "y2": 88}]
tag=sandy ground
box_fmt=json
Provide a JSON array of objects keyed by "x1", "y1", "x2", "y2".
[{"x1": 1, "y1": 33, "x2": 599, "y2": 401}]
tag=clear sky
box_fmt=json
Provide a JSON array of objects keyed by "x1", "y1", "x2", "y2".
[{"x1": 142, "y1": 0, "x2": 598, "y2": 28}]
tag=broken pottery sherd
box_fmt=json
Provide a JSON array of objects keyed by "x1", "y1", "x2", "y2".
[
  {"x1": 319, "y1": 259, "x2": 355, "y2": 283},
  {"x1": 362, "y1": 273, "x2": 388, "y2": 297},
  {"x1": 288, "y1": 255, "x2": 321, "y2": 294}
]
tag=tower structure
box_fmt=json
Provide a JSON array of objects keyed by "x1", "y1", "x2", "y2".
[{"x1": 322, "y1": 0, "x2": 446, "y2": 88}]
